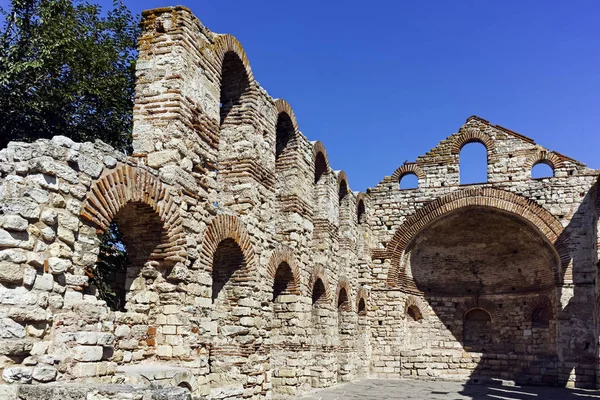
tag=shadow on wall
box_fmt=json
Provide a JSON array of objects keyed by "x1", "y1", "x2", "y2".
[{"x1": 402, "y1": 186, "x2": 599, "y2": 388}]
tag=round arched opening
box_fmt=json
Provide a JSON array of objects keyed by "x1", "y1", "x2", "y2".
[
  {"x1": 531, "y1": 161, "x2": 554, "y2": 179},
  {"x1": 92, "y1": 202, "x2": 165, "y2": 311},
  {"x1": 314, "y1": 152, "x2": 327, "y2": 184},
  {"x1": 463, "y1": 308, "x2": 492, "y2": 348},
  {"x1": 408, "y1": 207, "x2": 558, "y2": 296},
  {"x1": 312, "y1": 279, "x2": 326, "y2": 305},
  {"x1": 212, "y1": 238, "x2": 246, "y2": 302},
  {"x1": 406, "y1": 306, "x2": 422, "y2": 322},
  {"x1": 220, "y1": 51, "x2": 251, "y2": 126},
  {"x1": 357, "y1": 298, "x2": 366, "y2": 315},
  {"x1": 337, "y1": 287, "x2": 349, "y2": 311},
  {"x1": 275, "y1": 113, "x2": 294, "y2": 165},
  {"x1": 273, "y1": 262, "x2": 294, "y2": 302},
  {"x1": 399, "y1": 173, "x2": 418, "y2": 190}
]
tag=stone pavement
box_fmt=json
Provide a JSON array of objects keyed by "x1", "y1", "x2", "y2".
[{"x1": 297, "y1": 379, "x2": 600, "y2": 399}]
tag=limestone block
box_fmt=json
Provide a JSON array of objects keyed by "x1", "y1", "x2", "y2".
[
  {"x1": 8, "y1": 306, "x2": 50, "y2": 323},
  {"x1": 33, "y1": 273, "x2": 54, "y2": 291},
  {"x1": 30, "y1": 341, "x2": 49, "y2": 356},
  {"x1": 157, "y1": 345, "x2": 173, "y2": 358},
  {"x1": 2, "y1": 366, "x2": 33, "y2": 383},
  {"x1": 0, "y1": 318, "x2": 26, "y2": 339},
  {"x1": 47, "y1": 257, "x2": 72, "y2": 274},
  {"x1": 0, "y1": 249, "x2": 27, "y2": 263},
  {"x1": 77, "y1": 155, "x2": 103, "y2": 178},
  {"x1": 147, "y1": 149, "x2": 179, "y2": 168},
  {"x1": 0, "y1": 261, "x2": 23, "y2": 284},
  {"x1": 0, "y1": 215, "x2": 28, "y2": 231},
  {"x1": 32, "y1": 365, "x2": 57, "y2": 382},
  {"x1": 72, "y1": 345, "x2": 103, "y2": 362},
  {"x1": 1, "y1": 198, "x2": 40, "y2": 219}
]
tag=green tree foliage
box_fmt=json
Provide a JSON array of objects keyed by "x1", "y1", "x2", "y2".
[
  {"x1": 90, "y1": 221, "x2": 129, "y2": 311},
  {"x1": 0, "y1": 0, "x2": 139, "y2": 150}
]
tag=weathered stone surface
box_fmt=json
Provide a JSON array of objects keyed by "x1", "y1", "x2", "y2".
[
  {"x1": 2, "y1": 366, "x2": 32, "y2": 383},
  {"x1": 0, "y1": 261, "x2": 23, "y2": 284}
]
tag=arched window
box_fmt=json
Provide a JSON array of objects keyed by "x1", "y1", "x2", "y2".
[
  {"x1": 338, "y1": 179, "x2": 348, "y2": 206},
  {"x1": 212, "y1": 238, "x2": 245, "y2": 302},
  {"x1": 406, "y1": 306, "x2": 423, "y2": 322},
  {"x1": 337, "y1": 287, "x2": 349, "y2": 311},
  {"x1": 463, "y1": 308, "x2": 492, "y2": 347},
  {"x1": 459, "y1": 142, "x2": 488, "y2": 184},
  {"x1": 532, "y1": 306, "x2": 551, "y2": 329},
  {"x1": 531, "y1": 162, "x2": 554, "y2": 179},
  {"x1": 312, "y1": 279, "x2": 326, "y2": 305},
  {"x1": 93, "y1": 202, "x2": 165, "y2": 311},
  {"x1": 275, "y1": 113, "x2": 294, "y2": 166},
  {"x1": 357, "y1": 298, "x2": 366, "y2": 315},
  {"x1": 219, "y1": 52, "x2": 251, "y2": 127},
  {"x1": 399, "y1": 173, "x2": 418, "y2": 190},
  {"x1": 357, "y1": 199, "x2": 366, "y2": 225},
  {"x1": 314, "y1": 152, "x2": 327, "y2": 184},
  {"x1": 272, "y1": 262, "x2": 294, "y2": 302}
]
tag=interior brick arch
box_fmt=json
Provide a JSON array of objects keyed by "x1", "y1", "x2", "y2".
[
  {"x1": 336, "y1": 278, "x2": 352, "y2": 312},
  {"x1": 524, "y1": 149, "x2": 565, "y2": 173},
  {"x1": 266, "y1": 245, "x2": 301, "y2": 295},
  {"x1": 308, "y1": 265, "x2": 331, "y2": 302},
  {"x1": 198, "y1": 214, "x2": 255, "y2": 278},
  {"x1": 385, "y1": 187, "x2": 567, "y2": 287},
  {"x1": 80, "y1": 165, "x2": 186, "y2": 263},
  {"x1": 523, "y1": 294, "x2": 554, "y2": 321},
  {"x1": 212, "y1": 34, "x2": 254, "y2": 83},
  {"x1": 391, "y1": 163, "x2": 425, "y2": 182},
  {"x1": 450, "y1": 127, "x2": 495, "y2": 155},
  {"x1": 455, "y1": 298, "x2": 501, "y2": 322}
]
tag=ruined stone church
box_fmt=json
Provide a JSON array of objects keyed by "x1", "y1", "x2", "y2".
[{"x1": 0, "y1": 6, "x2": 599, "y2": 399}]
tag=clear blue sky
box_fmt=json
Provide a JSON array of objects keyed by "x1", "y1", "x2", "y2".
[{"x1": 4, "y1": 0, "x2": 599, "y2": 190}]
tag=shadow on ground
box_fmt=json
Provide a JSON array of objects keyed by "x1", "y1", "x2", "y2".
[{"x1": 297, "y1": 378, "x2": 600, "y2": 399}]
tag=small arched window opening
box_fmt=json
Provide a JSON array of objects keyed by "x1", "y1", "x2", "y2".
[
  {"x1": 314, "y1": 152, "x2": 327, "y2": 184},
  {"x1": 272, "y1": 262, "x2": 294, "y2": 302},
  {"x1": 531, "y1": 162, "x2": 554, "y2": 179},
  {"x1": 92, "y1": 202, "x2": 164, "y2": 311},
  {"x1": 212, "y1": 238, "x2": 246, "y2": 302},
  {"x1": 219, "y1": 52, "x2": 251, "y2": 127},
  {"x1": 463, "y1": 308, "x2": 492, "y2": 347},
  {"x1": 459, "y1": 142, "x2": 488, "y2": 184},
  {"x1": 357, "y1": 199, "x2": 366, "y2": 225},
  {"x1": 357, "y1": 298, "x2": 366, "y2": 316},
  {"x1": 338, "y1": 179, "x2": 348, "y2": 206},
  {"x1": 399, "y1": 173, "x2": 418, "y2": 190},
  {"x1": 275, "y1": 113, "x2": 294, "y2": 166},
  {"x1": 532, "y1": 306, "x2": 551, "y2": 329},
  {"x1": 312, "y1": 279, "x2": 326, "y2": 306},
  {"x1": 406, "y1": 306, "x2": 423, "y2": 322},
  {"x1": 337, "y1": 287, "x2": 349, "y2": 312}
]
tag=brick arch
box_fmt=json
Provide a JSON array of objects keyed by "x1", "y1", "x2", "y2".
[
  {"x1": 274, "y1": 99, "x2": 299, "y2": 134},
  {"x1": 308, "y1": 265, "x2": 331, "y2": 302},
  {"x1": 524, "y1": 294, "x2": 554, "y2": 321},
  {"x1": 336, "y1": 278, "x2": 352, "y2": 312},
  {"x1": 450, "y1": 127, "x2": 495, "y2": 155},
  {"x1": 213, "y1": 34, "x2": 254, "y2": 83},
  {"x1": 391, "y1": 163, "x2": 425, "y2": 182},
  {"x1": 266, "y1": 245, "x2": 301, "y2": 295},
  {"x1": 405, "y1": 295, "x2": 428, "y2": 320},
  {"x1": 312, "y1": 141, "x2": 330, "y2": 184},
  {"x1": 356, "y1": 192, "x2": 367, "y2": 224},
  {"x1": 336, "y1": 171, "x2": 350, "y2": 204},
  {"x1": 81, "y1": 165, "x2": 186, "y2": 264},
  {"x1": 524, "y1": 149, "x2": 564, "y2": 173},
  {"x1": 455, "y1": 298, "x2": 501, "y2": 322},
  {"x1": 356, "y1": 286, "x2": 368, "y2": 315},
  {"x1": 385, "y1": 187, "x2": 567, "y2": 287},
  {"x1": 198, "y1": 214, "x2": 255, "y2": 278}
]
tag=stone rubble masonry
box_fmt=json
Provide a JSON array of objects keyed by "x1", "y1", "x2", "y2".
[{"x1": 0, "y1": 4, "x2": 598, "y2": 399}]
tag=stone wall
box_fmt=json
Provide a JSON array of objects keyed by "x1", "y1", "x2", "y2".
[{"x1": 0, "y1": 5, "x2": 598, "y2": 399}]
